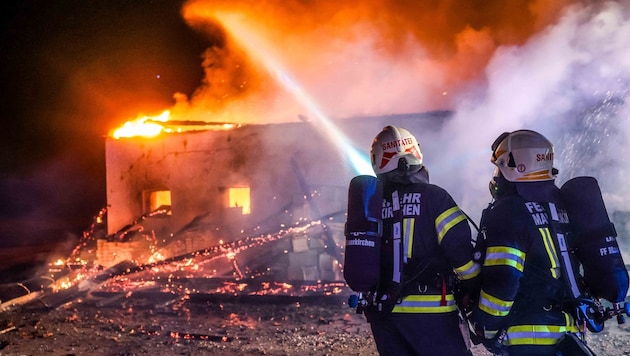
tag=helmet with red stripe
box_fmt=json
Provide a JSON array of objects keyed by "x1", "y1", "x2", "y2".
[{"x1": 370, "y1": 126, "x2": 423, "y2": 176}]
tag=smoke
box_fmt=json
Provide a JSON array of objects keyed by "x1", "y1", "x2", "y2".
[
  {"x1": 171, "y1": 0, "x2": 630, "y2": 254},
  {"x1": 444, "y1": 1, "x2": 630, "y2": 222},
  {"x1": 175, "y1": 0, "x2": 571, "y2": 122},
  {"x1": 436, "y1": 0, "x2": 630, "y2": 269}
]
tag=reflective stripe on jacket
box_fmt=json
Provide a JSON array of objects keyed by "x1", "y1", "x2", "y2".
[
  {"x1": 470, "y1": 182, "x2": 579, "y2": 348},
  {"x1": 392, "y1": 293, "x2": 458, "y2": 313},
  {"x1": 504, "y1": 313, "x2": 579, "y2": 346}
]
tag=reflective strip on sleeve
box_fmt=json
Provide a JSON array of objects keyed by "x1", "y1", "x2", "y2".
[
  {"x1": 435, "y1": 207, "x2": 467, "y2": 244},
  {"x1": 484, "y1": 246, "x2": 526, "y2": 272},
  {"x1": 478, "y1": 289, "x2": 513, "y2": 317},
  {"x1": 454, "y1": 260, "x2": 480, "y2": 280},
  {"x1": 392, "y1": 294, "x2": 458, "y2": 313}
]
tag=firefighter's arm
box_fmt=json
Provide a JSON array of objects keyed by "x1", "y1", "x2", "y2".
[
  {"x1": 436, "y1": 206, "x2": 482, "y2": 312},
  {"x1": 436, "y1": 206, "x2": 481, "y2": 280},
  {"x1": 469, "y1": 242, "x2": 524, "y2": 342}
]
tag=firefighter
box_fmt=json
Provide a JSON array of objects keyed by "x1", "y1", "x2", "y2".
[
  {"x1": 469, "y1": 130, "x2": 581, "y2": 355},
  {"x1": 364, "y1": 126, "x2": 480, "y2": 356}
]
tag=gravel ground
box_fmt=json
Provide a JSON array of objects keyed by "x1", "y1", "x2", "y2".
[{"x1": 1, "y1": 292, "x2": 628, "y2": 356}]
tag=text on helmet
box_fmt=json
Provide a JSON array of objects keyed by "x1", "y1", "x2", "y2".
[
  {"x1": 536, "y1": 152, "x2": 554, "y2": 161},
  {"x1": 382, "y1": 137, "x2": 415, "y2": 151}
]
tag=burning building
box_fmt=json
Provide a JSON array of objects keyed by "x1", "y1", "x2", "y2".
[{"x1": 96, "y1": 112, "x2": 446, "y2": 283}]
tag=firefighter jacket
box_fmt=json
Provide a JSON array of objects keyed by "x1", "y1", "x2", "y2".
[
  {"x1": 469, "y1": 181, "x2": 580, "y2": 349},
  {"x1": 377, "y1": 180, "x2": 480, "y2": 314}
]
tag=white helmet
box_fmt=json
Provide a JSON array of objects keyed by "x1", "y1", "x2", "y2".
[
  {"x1": 370, "y1": 126, "x2": 423, "y2": 175},
  {"x1": 491, "y1": 129, "x2": 556, "y2": 182}
]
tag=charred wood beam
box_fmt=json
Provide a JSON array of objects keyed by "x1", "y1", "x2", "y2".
[
  {"x1": 38, "y1": 260, "x2": 139, "y2": 309},
  {"x1": 146, "y1": 119, "x2": 237, "y2": 127},
  {"x1": 0, "y1": 274, "x2": 62, "y2": 311}
]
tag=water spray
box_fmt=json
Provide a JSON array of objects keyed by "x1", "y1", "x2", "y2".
[{"x1": 217, "y1": 13, "x2": 373, "y2": 176}]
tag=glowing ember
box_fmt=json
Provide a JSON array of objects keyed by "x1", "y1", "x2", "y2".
[
  {"x1": 53, "y1": 259, "x2": 65, "y2": 266},
  {"x1": 148, "y1": 252, "x2": 166, "y2": 264}
]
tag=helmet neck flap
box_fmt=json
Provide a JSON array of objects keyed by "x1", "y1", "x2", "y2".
[{"x1": 381, "y1": 165, "x2": 430, "y2": 185}]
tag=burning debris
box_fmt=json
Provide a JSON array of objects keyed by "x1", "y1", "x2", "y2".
[
  {"x1": 0, "y1": 203, "x2": 373, "y2": 355},
  {"x1": 0, "y1": 202, "x2": 348, "y2": 310}
]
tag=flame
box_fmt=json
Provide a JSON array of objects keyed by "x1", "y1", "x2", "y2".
[
  {"x1": 111, "y1": 109, "x2": 241, "y2": 139},
  {"x1": 112, "y1": 110, "x2": 171, "y2": 139},
  {"x1": 148, "y1": 251, "x2": 166, "y2": 264}
]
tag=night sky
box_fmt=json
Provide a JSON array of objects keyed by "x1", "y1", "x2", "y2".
[{"x1": 0, "y1": 0, "x2": 211, "y2": 249}]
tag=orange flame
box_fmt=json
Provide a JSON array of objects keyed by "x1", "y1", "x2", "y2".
[
  {"x1": 111, "y1": 109, "x2": 240, "y2": 139},
  {"x1": 112, "y1": 110, "x2": 171, "y2": 139}
]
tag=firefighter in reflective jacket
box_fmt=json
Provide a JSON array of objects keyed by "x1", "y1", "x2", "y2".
[
  {"x1": 469, "y1": 130, "x2": 580, "y2": 355},
  {"x1": 365, "y1": 126, "x2": 480, "y2": 356}
]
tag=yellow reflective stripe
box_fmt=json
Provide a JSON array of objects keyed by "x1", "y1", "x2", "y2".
[
  {"x1": 504, "y1": 324, "x2": 570, "y2": 346},
  {"x1": 484, "y1": 329, "x2": 499, "y2": 339},
  {"x1": 565, "y1": 312, "x2": 579, "y2": 333},
  {"x1": 484, "y1": 246, "x2": 525, "y2": 272},
  {"x1": 502, "y1": 313, "x2": 578, "y2": 346},
  {"x1": 403, "y1": 218, "x2": 414, "y2": 260},
  {"x1": 436, "y1": 207, "x2": 466, "y2": 244},
  {"x1": 539, "y1": 227, "x2": 560, "y2": 279},
  {"x1": 454, "y1": 260, "x2": 480, "y2": 280},
  {"x1": 479, "y1": 289, "x2": 513, "y2": 317},
  {"x1": 392, "y1": 294, "x2": 457, "y2": 313}
]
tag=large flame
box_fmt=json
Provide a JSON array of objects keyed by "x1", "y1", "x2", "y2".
[
  {"x1": 111, "y1": 109, "x2": 239, "y2": 139},
  {"x1": 112, "y1": 110, "x2": 171, "y2": 139}
]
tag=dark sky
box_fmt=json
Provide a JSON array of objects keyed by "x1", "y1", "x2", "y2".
[{"x1": 0, "y1": 0, "x2": 211, "y2": 248}]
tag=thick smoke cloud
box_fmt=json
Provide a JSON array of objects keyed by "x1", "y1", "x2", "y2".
[
  {"x1": 174, "y1": 0, "x2": 630, "y2": 260},
  {"x1": 176, "y1": 0, "x2": 572, "y2": 122},
  {"x1": 446, "y1": 1, "x2": 630, "y2": 222}
]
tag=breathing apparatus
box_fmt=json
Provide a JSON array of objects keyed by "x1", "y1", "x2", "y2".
[
  {"x1": 485, "y1": 130, "x2": 630, "y2": 336},
  {"x1": 345, "y1": 126, "x2": 428, "y2": 313}
]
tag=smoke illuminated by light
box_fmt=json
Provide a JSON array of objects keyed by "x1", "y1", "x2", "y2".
[
  {"x1": 216, "y1": 12, "x2": 374, "y2": 176},
  {"x1": 105, "y1": 1, "x2": 629, "y2": 270}
]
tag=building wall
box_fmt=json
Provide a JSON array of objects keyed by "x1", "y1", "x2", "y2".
[
  {"x1": 105, "y1": 122, "x2": 356, "y2": 243},
  {"x1": 102, "y1": 113, "x2": 449, "y2": 273}
]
